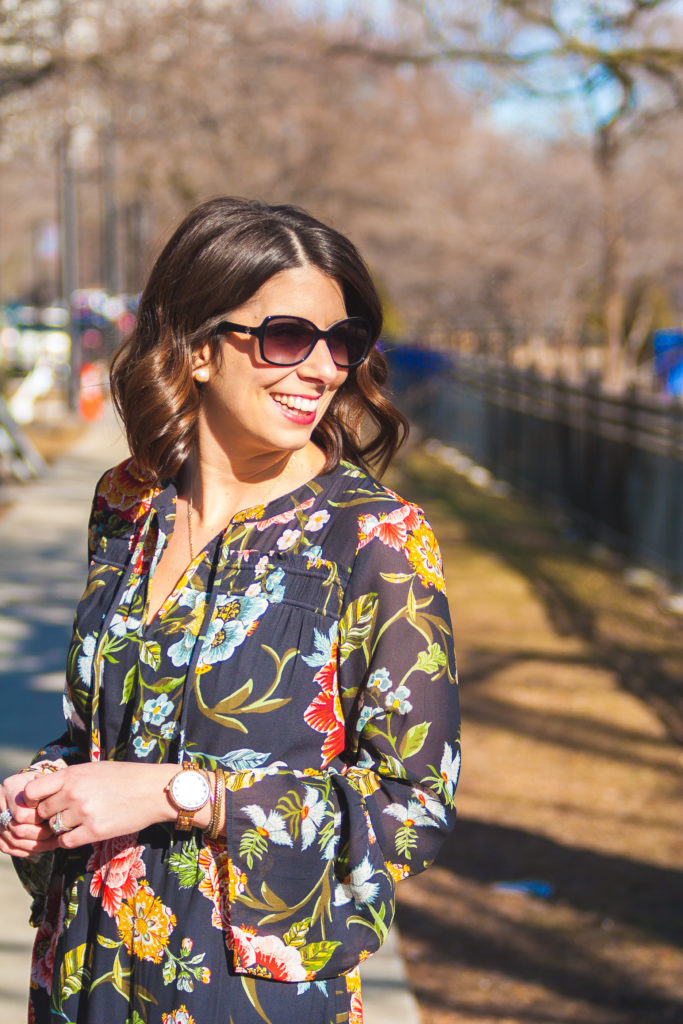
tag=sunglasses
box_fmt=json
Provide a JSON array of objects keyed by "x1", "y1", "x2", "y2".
[{"x1": 216, "y1": 315, "x2": 373, "y2": 369}]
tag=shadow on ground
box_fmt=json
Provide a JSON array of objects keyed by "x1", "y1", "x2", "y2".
[
  {"x1": 397, "y1": 818, "x2": 683, "y2": 1023},
  {"x1": 397, "y1": 454, "x2": 683, "y2": 743}
]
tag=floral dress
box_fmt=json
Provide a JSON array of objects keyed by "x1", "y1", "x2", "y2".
[{"x1": 15, "y1": 457, "x2": 460, "y2": 1024}]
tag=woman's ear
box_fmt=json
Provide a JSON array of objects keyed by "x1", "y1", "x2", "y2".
[{"x1": 192, "y1": 343, "x2": 212, "y2": 383}]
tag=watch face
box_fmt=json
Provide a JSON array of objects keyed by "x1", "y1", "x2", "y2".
[{"x1": 171, "y1": 769, "x2": 211, "y2": 811}]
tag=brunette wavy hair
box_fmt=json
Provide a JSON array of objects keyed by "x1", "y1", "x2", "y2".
[{"x1": 110, "y1": 197, "x2": 408, "y2": 484}]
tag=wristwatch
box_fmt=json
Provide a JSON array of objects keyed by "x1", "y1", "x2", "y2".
[{"x1": 167, "y1": 763, "x2": 211, "y2": 831}]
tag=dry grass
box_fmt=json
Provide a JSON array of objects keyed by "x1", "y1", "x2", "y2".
[{"x1": 388, "y1": 447, "x2": 683, "y2": 1024}]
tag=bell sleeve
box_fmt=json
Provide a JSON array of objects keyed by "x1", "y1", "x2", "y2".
[{"x1": 220, "y1": 505, "x2": 460, "y2": 981}]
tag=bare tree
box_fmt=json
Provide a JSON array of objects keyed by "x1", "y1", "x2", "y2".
[{"x1": 334, "y1": 0, "x2": 683, "y2": 388}]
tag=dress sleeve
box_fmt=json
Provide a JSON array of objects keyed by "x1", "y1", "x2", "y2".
[{"x1": 220, "y1": 507, "x2": 460, "y2": 981}]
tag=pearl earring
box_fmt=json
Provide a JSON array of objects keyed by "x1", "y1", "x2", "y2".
[{"x1": 193, "y1": 367, "x2": 209, "y2": 382}]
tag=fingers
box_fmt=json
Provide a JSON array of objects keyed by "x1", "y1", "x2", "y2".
[
  {"x1": 22, "y1": 771, "x2": 64, "y2": 809},
  {"x1": 0, "y1": 832, "x2": 60, "y2": 857},
  {"x1": 0, "y1": 812, "x2": 60, "y2": 856}
]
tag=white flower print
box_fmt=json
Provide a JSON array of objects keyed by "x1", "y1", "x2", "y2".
[
  {"x1": 300, "y1": 787, "x2": 327, "y2": 851},
  {"x1": 109, "y1": 612, "x2": 142, "y2": 638},
  {"x1": 333, "y1": 855, "x2": 380, "y2": 907},
  {"x1": 277, "y1": 528, "x2": 300, "y2": 551},
  {"x1": 439, "y1": 742, "x2": 461, "y2": 801},
  {"x1": 383, "y1": 800, "x2": 440, "y2": 829},
  {"x1": 410, "y1": 786, "x2": 448, "y2": 825},
  {"x1": 305, "y1": 510, "x2": 330, "y2": 533},
  {"x1": 242, "y1": 805, "x2": 293, "y2": 846},
  {"x1": 77, "y1": 633, "x2": 97, "y2": 689}
]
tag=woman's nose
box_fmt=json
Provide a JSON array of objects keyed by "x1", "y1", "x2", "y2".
[{"x1": 298, "y1": 337, "x2": 345, "y2": 383}]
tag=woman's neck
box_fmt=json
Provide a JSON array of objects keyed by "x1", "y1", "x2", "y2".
[{"x1": 182, "y1": 441, "x2": 326, "y2": 530}]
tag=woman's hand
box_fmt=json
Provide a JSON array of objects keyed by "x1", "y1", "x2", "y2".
[
  {"x1": 20, "y1": 762, "x2": 215, "y2": 850},
  {"x1": 0, "y1": 772, "x2": 59, "y2": 858}
]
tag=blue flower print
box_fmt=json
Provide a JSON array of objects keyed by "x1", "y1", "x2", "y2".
[
  {"x1": 265, "y1": 567, "x2": 285, "y2": 603},
  {"x1": 355, "y1": 704, "x2": 385, "y2": 734},
  {"x1": 306, "y1": 545, "x2": 323, "y2": 568},
  {"x1": 384, "y1": 684, "x2": 413, "y2": 714},
  {"x1": 133, "y1": 735, "x2": 157, "y2": 758},
  {"x1": 368, "y1": 668, "x2": 392, "y2": 692},
  {"x1": 168, "y1": 629, "x2": 197, "y2": 668},
  {"x1": 302, "y1": 622, "x2": 338, "y2": 669},
  {"x1": 142, "y1": 696, "x2": 174, "y2": 725},
  {"x1": 198, "y1": 594, "x2": 269, "y2": 667},
  {"x1": 160, "y1": 721, "x2": 178, "y2": 739}
]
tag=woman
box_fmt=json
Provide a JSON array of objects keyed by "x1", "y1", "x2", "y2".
[{"x1": 0, "y1": 197, "x2": 460, "y2": 1024}]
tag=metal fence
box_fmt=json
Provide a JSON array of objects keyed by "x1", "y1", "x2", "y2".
[{"x1": 387, "y1": 347, "x2": 683, "y2": 584}]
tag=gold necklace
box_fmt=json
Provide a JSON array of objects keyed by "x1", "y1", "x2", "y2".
[
  {"x1": 187, "y1": 493, "x2": 195, "y2": 561},
  {"x1": 186, "y1": 452, "x2": 298, "y2": 561}
]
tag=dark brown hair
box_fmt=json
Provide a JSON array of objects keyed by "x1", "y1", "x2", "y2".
[{"x1": 110, "y1": 197, "x2": 407, "y2": 483}]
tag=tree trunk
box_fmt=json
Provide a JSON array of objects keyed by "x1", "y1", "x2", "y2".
[{"x1": 596, "y1": 124, "x2": 626, "y2": 393}]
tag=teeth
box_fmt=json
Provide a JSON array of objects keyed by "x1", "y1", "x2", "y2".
[{"x1": 273, "y1": 394, "x2": 319, "y2": 413}]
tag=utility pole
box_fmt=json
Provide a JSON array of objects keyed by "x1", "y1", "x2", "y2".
[
  {"x1": 59, "y1": 129, "x2": 80, "y2": 412},
  {"x1": 101, "y1": 118, "x2": 118, "y2": 297}
]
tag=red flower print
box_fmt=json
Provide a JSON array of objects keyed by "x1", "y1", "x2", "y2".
[
  {"x1": 231, "y1": 928, "x2": 311, "y2": 981},
  {"x1": 198, "y1": 843, "x2": 238, "y2": 933},
  {"x1": 31, "y1": 893, "x2": 65, "y2": 993},
  {"x1": 303, "y1": 640, "x2": 345, "y2": 765},
  {"x1": 256, "y1": 497, "x2": 315, "y2": 531},
  {"x1": 96, "y1": 460, "x2": 155, "y2": 522},
  {"x1": 87, "y1": 833, "x2": 146, "y2": 917},
  {"x1": 357, "y1": 504, "x2": 421, "y2": 552}
]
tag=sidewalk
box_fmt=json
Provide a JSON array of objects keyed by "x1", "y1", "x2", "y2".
[{"x1": 0, "y1": 411, "x2": 420, "y2": 1024}]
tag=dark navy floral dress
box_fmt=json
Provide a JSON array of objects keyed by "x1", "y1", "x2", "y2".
[{"x1": 15, "y1": 458, "x2": 460, "y2": 1024}]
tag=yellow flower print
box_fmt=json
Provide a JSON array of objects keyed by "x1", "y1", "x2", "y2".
[
  {"x1": 346, "y1": 965, "x2": 364, "y2": 1024},
  {"x1": 161, "y1": 1006, "x2": 197, "y2": 1024},
  {"x1": 116, "y1": 883, "x2": 176, "y2": 963},
  {"x1": 233, "y1": 504, "x2": 266, "y2": 524},
  {"x1": 387, "y1": 861, "x2": 411, "y2": 882},
  {"x1": 405, "y1": 521, "x2": 446, "y2": 592}
]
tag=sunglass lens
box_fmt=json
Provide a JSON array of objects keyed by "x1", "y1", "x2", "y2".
[
  {"x1": 262, "y1": 318, "x2": 317, "y2": 365},
  {"x1": 328, "y1": 320, "x2": 371, "y2": 367}
]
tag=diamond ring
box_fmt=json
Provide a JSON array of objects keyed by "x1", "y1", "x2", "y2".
[
  {"x1": 50, "y1": 811, "x2": 69, "y2": 836},
  {"x1": 0, "y1": 808, "x2": 13, "y2": 830}
]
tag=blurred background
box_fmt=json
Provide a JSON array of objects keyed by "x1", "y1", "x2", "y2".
[{"x1": 1, "y1": 2, "x2": 682, "y2": 1023}]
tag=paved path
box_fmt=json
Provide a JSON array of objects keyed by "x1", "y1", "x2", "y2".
[{"x1": 0, "y1": 411, "x2": 420, "y2": 1024}]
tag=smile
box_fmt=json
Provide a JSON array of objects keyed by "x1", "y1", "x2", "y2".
[{"x1": 271, "y1": 394, "x2": 320, "y2": 413}]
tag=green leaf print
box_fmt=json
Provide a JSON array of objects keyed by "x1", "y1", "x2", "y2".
[
  {"x1": 140, "y1": 640, "x2": 161, "y2": 670},
  {"x1": 283, "y1": 917, "x2": 312, "y2": 948},
  {"x1": 239, "y1": 828, "x2": 268, "y2": 868},
  {"x1": 162, "y1": 957, "x2": 177, "y2": 985},
  {"x1": 168, "y1": 836, "x2": 200, "y2": 888},
  {"x1": 63, "y1": 888, "x2": 80, "y2": 929},
  {"x1": 148, "y1": 675, "x2": 185, "y2": 694},
  {"x1": 339, "y1": 594, "x2": 378, "y2": 661},
  {"x1": 299, "y1": 940, "x2": 341, "y2": 973},
  {"x1": 121, "y1": 664, "x2": 137, "y2": 706},
  {"x1": 378, "y1": 571, "x2": 413, "y2": 583},
  {"x1": 399, "y1": 722, "x2": 430, "y2": 759},
  {"x1": 57, "y1": 942, "x2": 92, "y2": 1001},
  {"x1": 415, "y1": 643, "x2": 447, "y2": 675}
]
